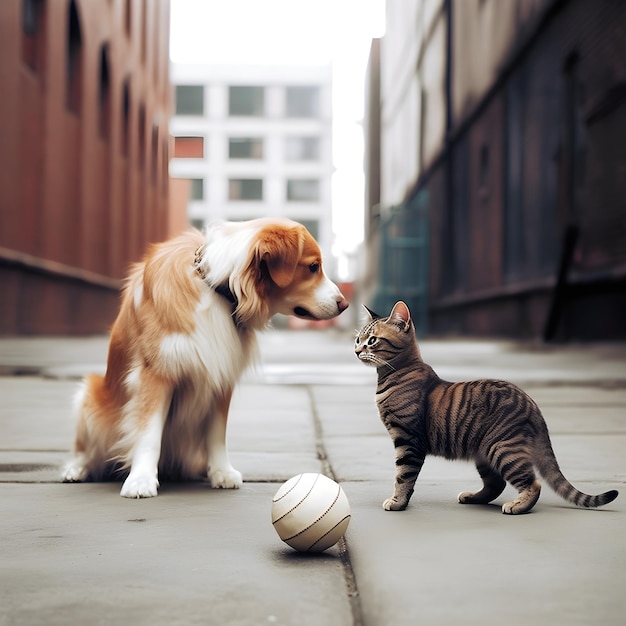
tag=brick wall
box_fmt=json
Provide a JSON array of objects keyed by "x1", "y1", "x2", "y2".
[{"x1": 0, "y1": 0, "x2": 183, "y2": 334}]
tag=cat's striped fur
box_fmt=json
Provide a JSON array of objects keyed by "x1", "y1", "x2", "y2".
[{"x1": 354, "y1": 301, "x2": 619, "y2": 514}]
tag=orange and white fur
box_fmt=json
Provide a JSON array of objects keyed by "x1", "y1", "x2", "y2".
[{"x1": 63, "y1": 218, "x2": 348, "y2": 498}]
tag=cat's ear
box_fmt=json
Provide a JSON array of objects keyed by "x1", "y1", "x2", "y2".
[
  {"x1": 389, "y1": 301, "x2": 411, "y2": 331},
  {"x1": 362, "y1": 304, "x2": 382, "y2": 321}
]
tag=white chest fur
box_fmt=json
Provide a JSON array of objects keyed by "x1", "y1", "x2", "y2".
[{"x1": 158, "y1": 290, "x2": 257, "y2": 392}]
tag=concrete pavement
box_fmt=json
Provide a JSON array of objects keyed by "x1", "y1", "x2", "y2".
[{"x1": 0, "y1": 331, "x2": 624, "y2": 625}]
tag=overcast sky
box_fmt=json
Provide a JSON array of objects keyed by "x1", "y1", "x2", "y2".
[{"x1": 169, "y1": 0, "x2": 386, "y2": 267}]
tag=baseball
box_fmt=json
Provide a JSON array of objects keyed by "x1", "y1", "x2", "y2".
[{"x1": 271, "y1": 473, "x2": 351, "y2": 553}]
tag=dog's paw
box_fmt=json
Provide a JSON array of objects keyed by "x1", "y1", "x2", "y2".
[
  {"x1": 120, "y1": 473, "x2": 159, "y2": 498},
  {"x1": 62, "y1": 462, "x2": 87, "y2": 483},
  {"x1": 208, "y1": 466, "x2": 242, "y2": 489}
]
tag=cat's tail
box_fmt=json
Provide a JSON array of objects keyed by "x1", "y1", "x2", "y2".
[{"x1": 534, "y1": 432, "x2": 618, "y2": 508}]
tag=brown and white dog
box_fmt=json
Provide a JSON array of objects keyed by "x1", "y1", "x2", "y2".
[{"x1": 63, "y1": 218, "x2": 348, "y2": 497}]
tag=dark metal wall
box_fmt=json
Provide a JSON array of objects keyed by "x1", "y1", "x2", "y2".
[{"x1": 371, "y1": 0, "x2": 626, "y2": 339}]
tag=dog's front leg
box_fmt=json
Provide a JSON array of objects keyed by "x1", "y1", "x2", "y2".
[
  {"x1": 207, "y1": 390, "x2": 242, "y2": 489},
  {"x1": 120, "y1": 371, "x2": 172, "y2": 498}
]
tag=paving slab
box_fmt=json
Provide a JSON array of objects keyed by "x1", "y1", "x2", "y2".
[
  {"x1": 0, "y1": 483, "x2": 351, "y2": 626},
  {"x1": 343, "y1": 480, "x2": 625, "y2": 626},
  {"x1": 0, "y1": 336, "x2": 108, "y2": 378},
  {"x1": 0, "y1": 332, "x2": 625, "y2": 626}
]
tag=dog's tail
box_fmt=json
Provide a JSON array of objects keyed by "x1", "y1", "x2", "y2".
[{"x1": 72, "y1": 374, "x2": 124, "y2": 480}]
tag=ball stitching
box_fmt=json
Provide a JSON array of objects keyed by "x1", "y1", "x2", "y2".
[
  {"x1": 272, "y1": 473, "x2": 320, "y2": 524},
  {"x1": 283, "y1": 484, "x2": 342, "y2": 542}
]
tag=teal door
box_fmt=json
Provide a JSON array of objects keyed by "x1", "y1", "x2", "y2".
[{"x1": 373, "y1": 189, "x2": 429, "y2": 335}]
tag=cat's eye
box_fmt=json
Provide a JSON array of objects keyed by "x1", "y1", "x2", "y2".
[
  {"x1": 367, "y1": 336, "x2": 377, "y2": 346},
  {"x1": 308, "y1": 263, "x2": 320, "y2": 274}
]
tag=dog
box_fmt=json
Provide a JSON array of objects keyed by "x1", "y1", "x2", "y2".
[{"x1": 63, "y1": 218, "x2": 349, "y2": 497}]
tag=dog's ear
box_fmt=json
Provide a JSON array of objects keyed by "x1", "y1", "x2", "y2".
[{"x1": 257, "y1": 224, "x2": 304, "y2": 288}]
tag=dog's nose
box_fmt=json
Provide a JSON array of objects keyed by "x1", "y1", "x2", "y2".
[{"x1": 337, "y1": 297, "x2": 349, "y2": 313}]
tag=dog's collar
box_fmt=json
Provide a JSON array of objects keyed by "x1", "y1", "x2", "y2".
[
  {"x1": 194, "y1": 245, "x2": 240, "y2": 323},
  {"x1": 214, "y1": 282, "x2": 238, "y2": 307}
]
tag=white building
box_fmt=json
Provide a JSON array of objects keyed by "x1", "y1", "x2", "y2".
[{"x1": 169, "y1": 63, "x2": 336, "y2": 274}]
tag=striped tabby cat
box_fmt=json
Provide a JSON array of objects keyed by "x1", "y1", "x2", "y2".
[{"x1": 354, "y1": 300, "x2": 619, "y2": 515}]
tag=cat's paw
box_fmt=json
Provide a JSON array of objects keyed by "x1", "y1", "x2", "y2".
[
  {"x1": 458, "y1": 490, "x2": 490, "y2": 504},
  {"x1": 383, "y1": 497, "x2": 408, "y2": 511},
  {"x1": 208, "y1": 466, "x2": 242, "y2": 489},
  {"x1": 502, "y1": 500, "x2": 527, "y2": 514},
  {"x1": 502, "y1": 481, "x2": 541, "y2": 514}
]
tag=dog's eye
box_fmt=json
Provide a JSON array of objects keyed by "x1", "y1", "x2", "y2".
[{"x1": 308, "y1": 263, "x2": 320, "y2": 274}]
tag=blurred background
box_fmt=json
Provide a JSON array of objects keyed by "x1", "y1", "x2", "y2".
[{"x1": 0, "y1": 0, "x2": 624, "y2": 340}]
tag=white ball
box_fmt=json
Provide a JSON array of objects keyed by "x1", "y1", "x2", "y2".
[{"x1": 271, "y1": 473, "x2": 351, "y2": 553}]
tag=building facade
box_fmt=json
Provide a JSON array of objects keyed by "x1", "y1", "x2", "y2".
[
  {"x1": 169, "y1": 63, "x2": 336, "y2": 273},
  {"x1": 0, "y1": 0, "x2": 183, "y2": 335},
  {"x1": 364, "y1": 0, "x2": 626, "y2": 339}
]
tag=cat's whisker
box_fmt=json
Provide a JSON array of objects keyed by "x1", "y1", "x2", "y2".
[{"x1": 375, "y1": 357, "x2": 395, "y2": 371}]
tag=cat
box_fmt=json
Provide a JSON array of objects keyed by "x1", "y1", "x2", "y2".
[{"x1": 354, "y1": 300, "x2": 619, "y2": 514}]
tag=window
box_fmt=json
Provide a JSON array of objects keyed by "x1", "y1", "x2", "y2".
[
  {"x1": 176, "y1": 85, "x2": 204, "y2": 116},
  {"x1": 229, "y1": 179, "x2": 263, "y2": 201},
  {"x1": 173, "y1": 136, "x2": 204, "y2": 158},
  {"x1": 150, "y1": 125, "x2": 159, "y2": 184},
  {"x1": 138, "y1": 104, "x2": 146, "y2": 169},
  {"x1": 286, "y1": 86, "x2": 320, "y2": 118},
  {"x1": 297, "y1": 219, "x2": 319, "y2": 241},
  {"x1": 124, "y1": 0, "x2": 131, "y2": 36},
  {"x1": 229, "y1": 138, "x2": 263, "y2": 159},
  {"x1": 161, "y1": 137, "x2": 169, "y2": 193},
  {"x1": 141, "y1": 0, "x2": 147, "y2": 64},
  {"x1": 287, "y1": 179, "x2": 320, "y2": 202},
  {"x1": 23, "y1": 0, "x2": 40, "y2": 35},
  {"x1": 121, "y1": 79, "x2": 131, "y2": 157},
  {"x1": 285, "y1": 136, "x2": 320, "y2": 161},
  {"x1": 563, "y1": 53, "x2": 586, "y2": 224},
  {"x1": 66, "y1": 1, "x2": 83, "y2": 114},
  {"x1": 153, "y1": 0, "x2": 160, "y2": 83},
  {"x1": 189, "y1": 178, "x2": 204, "y2": 200},
  {"x1": 229, "y1": 86, "x2": 264, "y2": 116},
  {"x1": 504, "y1": 71, "x2": 525, "y2": 281},
  {"x1": 98, "y1": 45, "x2": 111, "y2": 140},
  {"x1": 22, "y1": 0, "x2": 45, "y2": 72}
]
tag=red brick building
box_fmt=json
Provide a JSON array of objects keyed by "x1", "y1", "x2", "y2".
[{"x1": 0, "y1": 0, "x2": 186, "y2": 334}]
